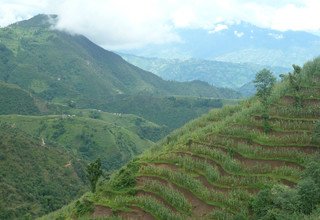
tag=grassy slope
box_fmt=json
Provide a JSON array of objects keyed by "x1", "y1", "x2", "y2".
[
  {"x1": 0, "y1": 123, "x2": 87, "y2": 219},
  {"x1": 42, "y1": 58, "x2": 320, "y2": 219}
]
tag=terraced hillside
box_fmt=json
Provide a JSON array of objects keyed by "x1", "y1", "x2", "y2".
[{"x1": 42, "y1": 58, "x2": 320, "y2": 219}]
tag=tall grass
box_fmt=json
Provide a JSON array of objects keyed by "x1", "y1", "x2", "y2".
[{"x1": 140, "y1": 180, "x2": 192, "y2": 215}]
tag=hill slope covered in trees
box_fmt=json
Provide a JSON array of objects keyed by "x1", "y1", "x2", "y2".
[{"x1": 0, "y1": 123, "x2": 87, "y2": 219}]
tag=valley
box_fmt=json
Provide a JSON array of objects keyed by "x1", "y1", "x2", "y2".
[{"x1": 0, "y1": 3, "x2": 319, "y2": 219}]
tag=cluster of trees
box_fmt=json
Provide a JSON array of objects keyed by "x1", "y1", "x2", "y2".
[
  {"x1": 251, "y1": 156, "x2": 320, "y2": 219},
  {"x1": 86, "y1": 158, "x2": 103, "y2": 193}
]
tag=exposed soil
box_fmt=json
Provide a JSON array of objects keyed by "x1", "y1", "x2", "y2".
[
  {"x1": 192, "y1": 141, "x2": 303, "y2": 170},
  {"x1": 232, "y1": 151, "x2": 303, "y2": 170},
  {"x1": 281, "y1": 95, "x2": 320, "y2": 106},
  {"x1": 119, "y1": 206, "x2": 155, "y2": 220},
  {"x1": 92, "y1": 205, "x2": 113, "y2": 218},
  {"x1": 175, "y1": 149, "x2": 298, "y2": 188},
  {"x1": 280, "y1": 179, "x2": 297, "y2": 188},
  {"x1": 136, "y1": 190, "x2": 177, "y2": 212},
  {"x1": 92, "y1": 203, "x2": 155, "y2": 220},
  {"x1": 214, "y1": 134, "x2": 319, "y2": 154},
  {"x1": 152, "y1": 162, "x2": 179, "y2": 171},
  {"x1": 253, "y1": 115, "x2": 317, "y2": 122},
  {"x1": 175, "y1": 151, "x2": 227, "y2": 176},
  {"x1": 231, "y1": 124, "x2": 311, "y2": 137},
  {"x1": 196, "y1": 176, "x2": 230, "y2": 194},
  {"x1": 137, "y1": 176, "x2": 215, "y2": 218}
]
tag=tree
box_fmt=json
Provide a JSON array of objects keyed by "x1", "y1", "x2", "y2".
[
  {"x1": 86, "y1": 158, "x2": 103, "y2": 193},
  {"x1": 288, "y1": 64, "x2": 303, "y2": 107},
  {"x1": 253, "y1": 69, "x2": 276, "y2": 105},
  {"x1": 254, "y1": 69, "x2": 276, "y2": 133}
]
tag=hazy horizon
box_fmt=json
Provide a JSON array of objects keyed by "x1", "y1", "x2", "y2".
[{"x1": 1, "y1": 0, "x2": 320, "y2": 50}]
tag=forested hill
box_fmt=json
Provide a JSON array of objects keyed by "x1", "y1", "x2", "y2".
[
  {"x1": 0, "y1": 14, "x2": 240, "y2": 110},
  {"x1": 43, "y1": 57, "x2": 320, "y2": 219}
]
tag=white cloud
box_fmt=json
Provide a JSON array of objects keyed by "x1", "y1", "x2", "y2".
[
  {"x1": 0, "y1": 0, "x2": 319, "y2": 49},
  {"x1": 234, "y1": 30, "x2": 244, "y2": 37},
  {"x1": 268, "y1": 33, "x2": 284, "y2": 39},
  {"x1": 209, "y1": 24, "x2": 228, "y2": 34},
  {"x1": 54, "y1": 0, "x2": 182, "y2": 49}
]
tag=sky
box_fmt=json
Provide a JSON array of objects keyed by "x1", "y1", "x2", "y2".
[{"x1": 1, "y1": 0, "x2": 320, "y2": 49}]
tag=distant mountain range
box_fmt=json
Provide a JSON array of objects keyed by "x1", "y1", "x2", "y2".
[
  {"x1": 120, "y1": 22, "x2": 320, "y2": 67},
  {"x1": 119, "y1": 53, "x2": 290, "y2": 91}
]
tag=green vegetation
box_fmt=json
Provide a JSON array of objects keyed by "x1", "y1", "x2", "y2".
[
  {"x1": 103, "y1": 95, "x2": 232, "y2": 131},
  {"x1": 251, "y1": 157, "x2": 320, "y2": 219},
  {"x1": 87, "y1": 159, "x2": 103, "y2": 193},
  {"x1": 42, "y1": 57, "x2": 320, "y2": 219},
  {"x1": 0, "y1": 15, "x2": 243, "y2": 220},
  {"x1": 254, "y1": 69, "x2": 276, "y2": 105},
  {"x1": 0, "y1": 123, "x2": 87, "y2": 219},
  {"x1": 0, "y1": 15, "x2": 243, "y2": 219},
  {"x1": 0, "y1": 114, "x2": 153, "y2": 170},
  {"x1": 0, "y1": 14, "x2": 240, "y2": 111},
  {"x1": 0, "y1": 82, "x2": 40, "y2": 115},
  {"x1": 0, "y1": 14, "x2": 240, "y2": 132}
]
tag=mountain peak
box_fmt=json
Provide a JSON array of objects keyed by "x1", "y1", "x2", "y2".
[{"x1": 11, "y1": 14, "x2": 58, "y2": 28}]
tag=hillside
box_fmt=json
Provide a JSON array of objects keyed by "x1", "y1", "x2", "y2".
[
  {"x1": 42, "y1": 58, "x2": 320, "y2": 219},
  {"x1": 0, "y1": 82, "x2": 41, "y2": 115},
  {"x1": 0, "y1": 14, "x2": 240, "y2": 111},
  {"x1": 0, "y1": 123, "x2": 87, "y2": 219},
  {"x1": 121, "y1": 22, "x2": 320, "y2": 67},
  {"x1": 103, "y1": 95, "x2": 238, "y2": 131},
  {"x1": 0, "y1": 110, "x2": 166, "y2": 219},
  {"x1": 0, "y1": 113, "x2": 155, "y2": 171},
  {"x1": 120, "y1": 53, "x2": 289, "y2": 90}
]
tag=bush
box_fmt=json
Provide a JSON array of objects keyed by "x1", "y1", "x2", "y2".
[
  {"x1": 311, "y1": 121, "x2": 320, "y2": 144},
  {"x1": 251, "y1": 156, "x2": 320, "y2": 219},
  {"x1": 73, "y1": 199, "x2": 94, "y2": 217}
]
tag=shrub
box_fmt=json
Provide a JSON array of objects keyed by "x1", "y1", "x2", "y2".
[{"x1": 73, "y1": 199, "x2": 94, "y2": 217}]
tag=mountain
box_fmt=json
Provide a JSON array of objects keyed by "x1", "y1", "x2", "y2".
[
  {"x1": 43, "y1": 58, "x2": 320, "y2": 219},
  {"x1": 120, "y1": 22, "x2": 320, "y2": 67},
  {"x1": 0, "y1": 14, "x2": 240, "y2": 111},
  {"x1": 120, "y1": 53, "x2": 290, "y2": 90}
]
